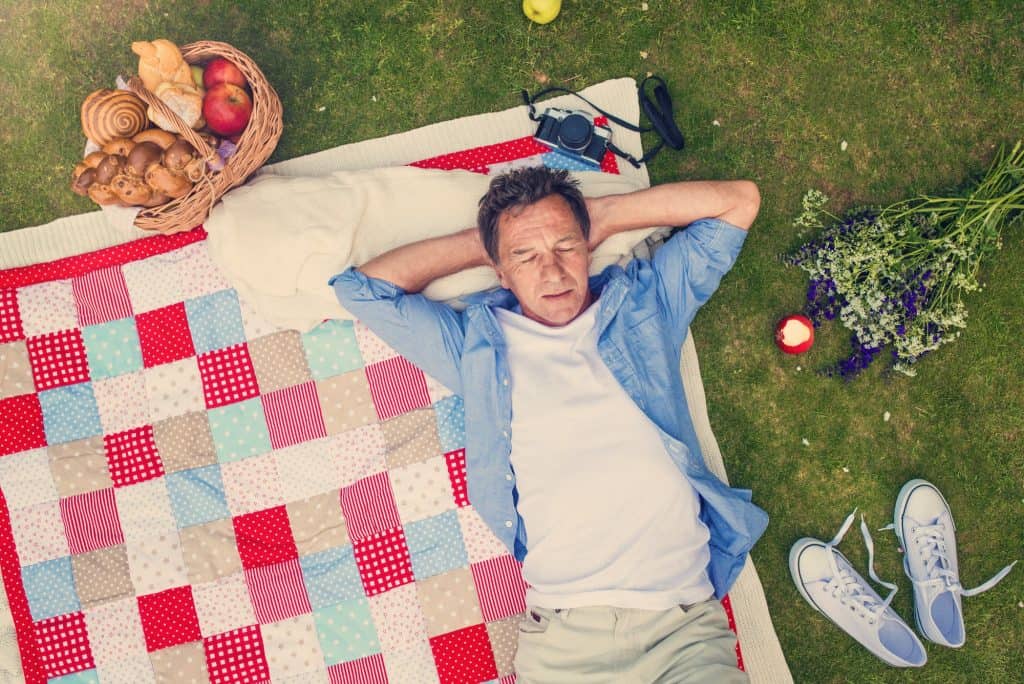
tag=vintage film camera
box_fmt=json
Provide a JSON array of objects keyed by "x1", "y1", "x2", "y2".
[{"x1": 533, "y1": 108, "x2": 612, "y2": 167}]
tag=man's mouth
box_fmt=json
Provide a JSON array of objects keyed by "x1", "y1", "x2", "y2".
[{"x1": 542, "y1": 290, "x2": 572, "y2": 300}]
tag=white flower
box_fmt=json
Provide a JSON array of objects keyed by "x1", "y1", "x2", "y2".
[
  {"x1": 801, "y1": 438, "x2": 810, "y2": 446},
  {"x1": 641, "y1": 1, "x2": 649, "y2": 9},
  {"x1": 712, "y1": 119, "x2": 721, "y2": 127},
  {"x1": 883, "y1": 411, "x2": 891, "y2": 422},
  {"x1": 840, "y1": 140, "x2": 848, "y2": 151},
  {"x1": 316, "y1": 106, "x2": 326, "y2": 112},
  {"x1": 842, "y1": 466, "x2": 849, "y2": 473}
]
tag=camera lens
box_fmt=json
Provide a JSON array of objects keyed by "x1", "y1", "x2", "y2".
[{"x1": 558, "y1": 114, "x2": 592, "y2": 151}]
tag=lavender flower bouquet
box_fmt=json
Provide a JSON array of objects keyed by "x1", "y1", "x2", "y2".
[{"x1": 785, "y1": 141, "x2": 1024, "y2": 379}]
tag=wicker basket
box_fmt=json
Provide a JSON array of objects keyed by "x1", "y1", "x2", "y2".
[{"x1": 124, "y1": 40, "x2": 283, "y2": 233}]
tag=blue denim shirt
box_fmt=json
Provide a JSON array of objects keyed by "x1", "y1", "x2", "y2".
[{"x1": 330, "y1": 217, "x2": 768, "y2": 598}]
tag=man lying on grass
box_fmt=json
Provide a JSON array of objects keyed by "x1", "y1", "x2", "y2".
[{"x1": 331, "y1": 166, "x2": 766, "y2": 683}]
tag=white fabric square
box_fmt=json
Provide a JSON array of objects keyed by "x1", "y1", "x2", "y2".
[
  {"x1": 424, "y1": 373, "x2": 453, "y2": 404},
  {"x1": 367, "y1": 583, "x2": 429, "y2": 655},
  {"x1": 125, "y1": 530, "x2": 188, "y2": 595},
  {"x1": 143, "y1": 357, "x2": 204, "y2": 423},
  {"x1": 388, "y1": 456, "x2": 454, "y2": 524},
  {"x1": 239, "y1": 293, "x2": 281, "y2": 342},
  {"x1": 10, "y1": 500, "x2": 68, "y2": 565},
  {"x1": 175, "y1": 243, "x2": 233, "y2": 302},
  {"x1": 221, "y1": 452, "x2": 286, "y2": 515},
  {"x1": 0, "y1": 448, "x2": 58, "y2": 510},
  {"x1": 353, "y1": 321, "x2": 399, "y2": 365},
  {"x1": 262, "y1": 613, "x2": 324, "y2": 680},
  {"x1": 325, "y1": 424, "x2": 387, "y2": 488},
  {"x1": 95, "y1": 655, "x2": 157, "y2": 684},
  {"x1": 93, "y1": 371, "x2": 149, "y2": 435},
  {"x1": 274, "y1": 440, "x2": 341, "y2": 504},
  {"x1": 193, "y1": 572, "x2": 256, "y2": 636},
  {"x1": 382, "y1": 644, "x2": 441, "y2": 684},
  {"x1": 83, "y1": 597, "x2": 148, "y2": 668},
  {"x1": 16, "y1": 280, "x2": 77, "y2": 337},
  {"x1": 457, "y1": 506, "x2": 508, "y2": 564},
  {"x1": 121, "y1": 252, "x2": 187, "y2": 314},
  {"x1": 115, "y1": 478, "x2": 177, "y2": 545}
]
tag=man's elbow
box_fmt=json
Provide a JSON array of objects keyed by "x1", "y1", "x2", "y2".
[{"x1": 726, "y1": 180, "x2": 760, "y2": 231}]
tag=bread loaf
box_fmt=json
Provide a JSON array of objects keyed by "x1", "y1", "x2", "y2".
[{"x1": 81, "y1": 89, "x2": 148, "y2": 145}]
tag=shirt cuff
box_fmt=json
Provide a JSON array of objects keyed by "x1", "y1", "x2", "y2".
[{"x1": 329, "y1": 266, "x2": 407, "y2": 304}]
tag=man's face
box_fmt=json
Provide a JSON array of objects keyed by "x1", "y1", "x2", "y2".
[{"x1": 493, "y1": 194, "x2": 593, "y2": 327}]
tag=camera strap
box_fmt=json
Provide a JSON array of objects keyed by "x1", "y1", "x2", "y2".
[{"x1": 520, "y1": 76, "x2": 685, "y2": 168}]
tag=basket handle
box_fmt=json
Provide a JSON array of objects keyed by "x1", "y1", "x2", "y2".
[{"x1": 124, "y1": 75, "x2": 216, "y2": 162}]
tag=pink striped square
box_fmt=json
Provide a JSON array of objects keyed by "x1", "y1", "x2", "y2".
[
  {"x1": 72, "y1": 266, "x2": 133, "y2": 327},
  {"x1": 59, "y1": 487, "x2": 124, "y2": 554},
  {"x1": 328, "y1": 653, "x2": 388, "y2": 684},
  {"x1": 364, "y1": 356, "x2": 430, "y2": 421},
  {"x1": 339, "y1": 472, "x2": 401, "y2": 540},
  {"x1": 444, "y1": 449, "x2": 469, "y2": 508},
  {"x1": 244, "y1": 559, "x2": 312, "y2": 624},
  {"x1": 261, "y1": 381, "x2": 327, "y2": 450},
  {"x1": 470, "y1": 555, "x2": 527, "y2": 622}
]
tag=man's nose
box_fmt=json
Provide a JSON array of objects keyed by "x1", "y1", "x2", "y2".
[{"x1": 538, "y1": 254, "x2": 566, "y2": 281}]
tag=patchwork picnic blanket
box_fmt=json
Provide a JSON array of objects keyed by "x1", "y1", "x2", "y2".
[{"x1": 0, "y1": 78, "x2": 791, "y2": 683}]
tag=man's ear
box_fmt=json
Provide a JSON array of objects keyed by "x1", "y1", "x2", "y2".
[{"x1": 495, "y1": 263, "x2": 510, "y2": 290}]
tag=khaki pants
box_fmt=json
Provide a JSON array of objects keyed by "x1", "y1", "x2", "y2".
[{"x1": 513, "y1": 599, "x2": 748, "y2": 684}]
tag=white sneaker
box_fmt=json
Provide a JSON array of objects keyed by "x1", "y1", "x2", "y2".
[
  {"x1": 885, "y1": 479, "x2": 1017, "y2": 648},
  {"x1": 790, "y1": 510, "x2": 927, "y2": 668}
]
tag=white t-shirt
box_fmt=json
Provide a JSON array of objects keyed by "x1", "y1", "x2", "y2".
[{"x1": 495, "y1": 303, "x2": 714, "y2": 610}]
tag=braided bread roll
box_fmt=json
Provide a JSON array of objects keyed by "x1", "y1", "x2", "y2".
[{"x1": 81, "y1": 89, "x2": 148, "y2": 145}]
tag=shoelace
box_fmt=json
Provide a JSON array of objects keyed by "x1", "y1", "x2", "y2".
[
  {"x1": 824, "y1": 509, "x2": 898, "y2": 625},
  {"x1": 880, "y1": 518, "x2": 1018, "y2": 596}
]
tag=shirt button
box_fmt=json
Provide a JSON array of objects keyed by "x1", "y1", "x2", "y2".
[
  {"x1": 503, "y1": 378, "x2": 509, "y2": 386},
  {"x1": 504, "y1": 520, "x2": 514, "y2": 528},
  {"x1": 505, "y1": 473, "x2": 513, "y2": 481},
  {"x1": 502, "y1": 430, "x2": 509, "y2": 438}
]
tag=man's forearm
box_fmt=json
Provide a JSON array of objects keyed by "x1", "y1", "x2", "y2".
[
  {"x1": 356, "y1": 227, "x2": 490, "y2": 294},
  {"x1": 588, "y1": 180, "x2": 760, "y2": 244}
]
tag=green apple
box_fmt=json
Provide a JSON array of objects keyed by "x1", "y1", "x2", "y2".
[
  {"x1": 190, "y1": 65, "x2": 205, "y2": 90},
  {"x1": 523, "y1": 0, "x2": 561, "y2": 25}
]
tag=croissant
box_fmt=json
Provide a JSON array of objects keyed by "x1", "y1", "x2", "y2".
[{"x1": 80, "y1": 89, "x2": 148, "y2": 145}]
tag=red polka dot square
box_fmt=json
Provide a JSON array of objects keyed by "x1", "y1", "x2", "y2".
[
  {"x1": 243, "y1": 558, "x2": 312, "y2": 624},
  {"x1": 352, "y1": 526, "x2": 415, "y2": 597},
  {"x1": 327, "y1": 653, "x2": 387, "y2": 684},
  {"x1": 444, "y1": 449, "x2": 469, "y2": 508},
  {"x1": 197, "y1": 343, "x2": 260, "y2": 409},
  {"x1": 0, "y1": 288, "x2": 24, "y2": 343},
  {"x1": 33, "y1": 611, "x2": 95, "y2": 679},
  {"x1": 72, "y1": 265, "x2": 133, "y2": 327},
  {"x1": 232, "y1": 505, "x2": 298, "y2": 570},
  {"x1": 137, "y1": 585, "x2": 202, "y2": 652},
  {"x1": 470, "y1": 555, "x2": 528, "y2": 622},
  {"x1": 0, "y1": 393, "x2": 47, "y2": 457},
  {"x1": 104, "y1": 425, "x2": 164, "y2": 487},
  {"x1": 411, "y1": 137, "x2": 550, "y2": 173},
  {"x1": 261, "y1": 381, "x2": 327, "y2": 450},
  {"x1": 340, "y1": 472, "x2": 402, "y2": 540},
  {"x1": 364, "y1": 356, "x2": 431, "y2": 421},
  {"x1": 428, "y1": 623, "x2": 498, "y2": 684},
  {"x1": 25, "y1": 329, "x2": 90, "y2": 391},
  {"x1": 59, "y1": 487, "x2": 125, "y2": 554},
  {"x1": 135, "y1": 302, "x2": 196, "y2": 368},
  {"x1": 203, "y1": 624, "x2": 270, "y2": 684}
]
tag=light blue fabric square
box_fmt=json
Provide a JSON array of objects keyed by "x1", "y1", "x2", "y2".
[
  {"x1": 541, "y1": 149, "x2": 602, "y2": 171},
  {"x1": 404, "y1": 510, "x2": 468, "y2": 580},
  {"x1": 300, "y1": 546, "x2": 363, "y2": 609},
  {"x1": 313, "y1": 597, "x2": 380, "y2": 665},
  {"x1": 165, "y1": 465, "x2": 230, "y2": 528},
  {"x1": 81, "y1": 318, "x2": 143, "y2": 380},
  {"x1": 301, "y1": 319, "x2": 364, "y2": 379},
  {"x1": 208, "y1": 398, "x2": 271, "y2": 462},
  {"x1": 22, "y1": 557, "x2": 79, "y2": 620},
  {"x1": 433, "y1": 395, "x2": 465, "y2": 454},
  {"x1": 38, "y1": 384, "x2": 102, "y2": 445},
  {"x1": 184, "y1": 289, "x2": 246, "y2": 355},
  {"x1": 50, "y1": 671, "x2": 100, "y2": 684}
]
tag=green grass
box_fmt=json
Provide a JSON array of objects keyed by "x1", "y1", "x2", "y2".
[{"x1": 2, "y1": 1, "x2": 1022, "y2": 681}]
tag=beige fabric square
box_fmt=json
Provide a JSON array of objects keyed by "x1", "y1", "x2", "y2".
[
  {"x1": 316, "y1": 370, "x2": 377, "y2": 435},
  {"x1": 72, "y1": 544, "x2": 133, "y2": 608},
  {"x1": 248, "y1": 330, "x2": 313, "y2": 394},
  {"x1": 0, "y1": 341, "x2": 33, "y2": 399},
  {"x1": 416, "y1": 567, "x2": 483, "y2": 637},
  {"x1": 152, "y1": 411, "x2": 217, "y2": 473},
  {"x1": 125, "y1": 531, "x2": 189, "y2": 595},
  {"x1": 179, "y1": 518, "x2": 243, "y2": 584},
  {"x1": 48, "y1": 436, "x2": 113, "y2": 497},
  {"x1": 193, "y1": 572, "x2": 256, "y2": 636},
  {"x1": 287, "y1": 490, "x2": 349, "y2": 556},
  {"x1": 150, "y1": 641, "x2": 209, "y2": 684},
  {"x1": 487, "y1": 615, "x2": 521, "y2": 677},
  {"x1": 381, "y1": 408, "x2": 443, "y2": 468}
]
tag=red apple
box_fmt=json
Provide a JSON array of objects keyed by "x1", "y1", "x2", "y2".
[
  {"x1": 203, "y1": 57, "x2": 247, "y2": 89},
  {"x1": 203, "y1": 83, "x2": 252, "y2": 136},
  {"x1": 775, "y1": 314, "x2": 815, "y2": 354}
]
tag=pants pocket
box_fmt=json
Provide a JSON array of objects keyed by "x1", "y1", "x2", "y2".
[{"x1": 518, "y1": 608, "x2": 553, "y2": 635}]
